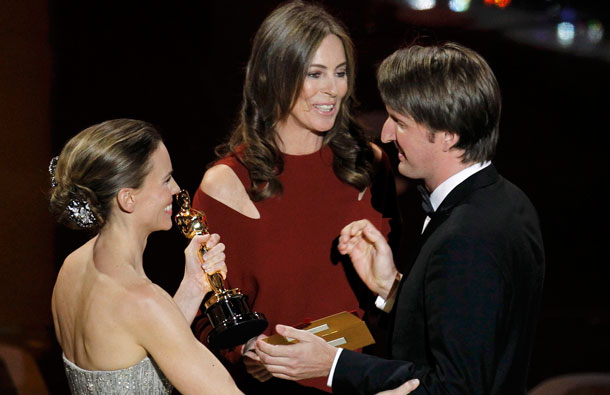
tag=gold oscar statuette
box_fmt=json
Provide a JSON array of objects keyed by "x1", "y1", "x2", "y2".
[{"x1": 174, "y1": 189, "x2": 268, "y2": 349}]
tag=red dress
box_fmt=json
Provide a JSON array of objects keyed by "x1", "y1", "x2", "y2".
[{"x1": 193, "y1": 145, "x2": 397, "y2": 392}]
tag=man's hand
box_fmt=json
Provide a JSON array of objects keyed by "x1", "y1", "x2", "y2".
[
  {"x1": 338, "y1": 219, "x2": 397, "y2": 298},
  {"x1": 255, "y1": 324, "x2": 337, "y2": 381},
  {"x1": 376, "y1": 379, "x2": 420, "y2": 395}
]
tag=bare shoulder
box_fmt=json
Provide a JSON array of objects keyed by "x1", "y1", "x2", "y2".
[
  {"x1": 121, "y1": 281, "x2": 175, "y2": 322},
  {"x1": 201, "y1": 164, "x2": 243, "y2": 196},
  {"x1": 200, "y1": 164, "x2": 259, "y2": 218}
]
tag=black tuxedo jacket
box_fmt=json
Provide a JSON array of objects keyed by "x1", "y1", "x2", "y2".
[{"x1": 333, "y1": 165, "x2": 545, "y2": 394}]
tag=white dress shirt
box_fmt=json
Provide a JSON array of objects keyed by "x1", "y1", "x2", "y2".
[{"x1": 421, "y1": 161, "x2": 491, "y2": 232}]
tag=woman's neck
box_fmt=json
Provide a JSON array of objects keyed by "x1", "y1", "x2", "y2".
[
  {"x1": 93, "y1": 220, "x2": 149, "y2": 276},
  {"x1": 275, "y1": 121, "x2": 324, "y2": 155}
]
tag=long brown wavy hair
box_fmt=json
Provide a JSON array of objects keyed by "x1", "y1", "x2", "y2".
[{"x1": 215, "y1": 0, "x2": 374, "y2": 201}]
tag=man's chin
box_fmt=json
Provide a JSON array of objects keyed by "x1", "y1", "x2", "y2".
[{"x1": 397, "y1": 162, "x2": 411, "y2": 178}]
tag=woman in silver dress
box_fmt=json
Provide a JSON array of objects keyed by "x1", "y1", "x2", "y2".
[{"x1": 49, "y1": 119, "x2": 243, "y2": 394}]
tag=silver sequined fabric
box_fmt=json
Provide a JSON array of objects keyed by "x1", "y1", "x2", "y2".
[{"x1": 62, "y1": 354, "x2": 173, "y2": 394}]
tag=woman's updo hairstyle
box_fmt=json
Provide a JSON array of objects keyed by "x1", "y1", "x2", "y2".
[{"x1": 49, "y1": 119, "x2": 162, "y2": 232}]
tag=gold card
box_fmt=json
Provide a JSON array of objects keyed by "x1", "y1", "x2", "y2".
[{"x1": 265, "y1": 311, "x2": 375, "y2": 350}]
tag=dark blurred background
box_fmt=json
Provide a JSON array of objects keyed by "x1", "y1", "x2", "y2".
[{"x1": 1, "y1": 0, "x2": 608, "y2": 393}]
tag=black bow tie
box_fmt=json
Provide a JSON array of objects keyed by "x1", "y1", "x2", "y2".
[{"x1": 417, "y1": 185, "x2": 435, "y2": 217}]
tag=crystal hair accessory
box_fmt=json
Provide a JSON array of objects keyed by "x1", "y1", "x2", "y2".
[
  {"x1": 49, "y1": 156, "x2": 97, "y2": 228},
  {"x1": 66, "y1": 199, "x2": 96, "y2": 228},
  {"x1": 49, "y1": 156, "x2": 59, "y2": 187}
]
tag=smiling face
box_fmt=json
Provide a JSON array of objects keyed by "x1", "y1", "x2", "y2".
[
  {"x1": 132, "y1": 143, "x2": 180, "y2": 232},
  {"x1": 381, "y1": 106, "x2": 443, "y2": 187},
  {"x1": 281, "y1": 34, "x2": 348, "y2": 137}
]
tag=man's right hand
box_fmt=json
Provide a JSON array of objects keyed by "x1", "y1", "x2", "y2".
[
  {"x1": 376, "y1": 379, "x2": 420, "y2": 395},
  {"x1": 337, "y1": 219, "x2": 398, "y2": 298}
]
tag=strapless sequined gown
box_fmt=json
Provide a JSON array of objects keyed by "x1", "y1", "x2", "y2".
[{"x1": 62, "y1": 354, "x2": 173, "y2": 394}]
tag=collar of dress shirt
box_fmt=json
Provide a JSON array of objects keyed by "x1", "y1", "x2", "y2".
[{"x1": 429, "y1": 161, "x2": 491, "y2": 212}]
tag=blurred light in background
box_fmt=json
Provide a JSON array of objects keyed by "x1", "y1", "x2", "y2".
[
  {"x1": 449, "y1": 0, "x2": 471, "y2": 13},
  {"x1": 398, "y1": 0, "x2": 609, "y2": 61},
  {"x1": 484, "y1": 0, "x2": 511, "y2": 8},
  {"x1": 557, "y1": 22, "x2": 575, "y2": 46},
  {"x1": 406, "y1": 0, "x2": 436, "y2": 11},
  {"x1": 587, "y1": 20, "x2": 604, "y2": 44}
]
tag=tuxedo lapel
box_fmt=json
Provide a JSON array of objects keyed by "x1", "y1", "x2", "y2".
[{"x1": 420, "y1": 164, "x2": 500, "y2": 242}]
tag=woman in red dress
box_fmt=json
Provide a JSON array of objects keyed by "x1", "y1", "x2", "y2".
[{"x1": 192, "y1": 2, "x2": 398, "y2": 393}]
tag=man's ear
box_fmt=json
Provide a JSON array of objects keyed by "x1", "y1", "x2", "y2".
[
  {"x1": 441, "y1": 130, "x2": 459, "y2": 152},
  {"x1": 116, "y1": 188, "x2": 136, "y2": 213}
]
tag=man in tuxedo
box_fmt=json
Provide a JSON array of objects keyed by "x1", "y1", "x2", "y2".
[{"x1": 256, "y1": 42, "x2": 545, "y2": 394}]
